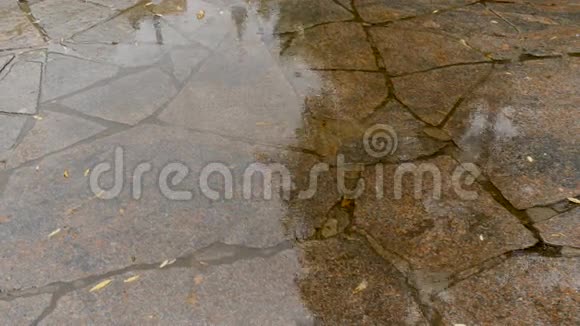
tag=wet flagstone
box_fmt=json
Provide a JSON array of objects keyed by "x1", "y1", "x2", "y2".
[
  {"x1": 369, "y1": 26, "x2": 487, "y2": 75},
  {"x1": 61, "y1": 68, "x2": 178, "y2": 124},
  {"x1": 392, "y1": 63, "x2": 492, "y2": 125},
  {"x1": 273, "y1": 0, "x2": 353, "y2": 33},
  {"x1": 354, "y1": 156, "x2": 537, "y2": 275},
  {"x1": 0, "y1": 59, "x2": 42, "y2": 114},
  {"x1": 3, "y1": 109, "x2": 107, "y2": 168},
  {"x1": 445, "y1": 58, "x2": 580, "y2": 209},
  {"x1": 0, "y1": 115, "x2": 27, "y2": 158},
  {"x1": 433, "y1": 254, "x2": 580, "y2": 325},
  {"x1": 536, "y1": 207, "x2": 580, "y2": 248},
  {"x1": 42, "y1": 53, "x2": 120, "y2": 101},
  {"x1": 1, "y1": 0, "x2": 579, "y2": 324},
  {"x1": 284, "y1": 22, "x2": 377, "y2": 70},
  {"x1": 0, "y1": 2, "x2": 45, "y2": 51},
  {"x1": 298, "y1": 238, "x2": 428, "y2": 325},
  {"x1": 30, "y1": 0, "x2": 116, "y2": 40},
  {"x1": 354, "y1": 0, "x2": 477, "y2": 23},
  {"x1": 42, "y1": 251, "x2": 311, "y2": 325},
  {"x1": 0, "y1": 294, "x2": 52, "y2": 325},
  {"x1": 0, "y1": 123, "x2": 312, "y2": 290}
]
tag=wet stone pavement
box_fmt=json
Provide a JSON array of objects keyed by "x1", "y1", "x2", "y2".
[{"x1": 0, "y1": 0, "x2": 579, "y2": 325}]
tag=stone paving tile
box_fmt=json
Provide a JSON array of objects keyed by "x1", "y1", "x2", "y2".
[
  {"x1": 159, "y1": 32, "x2": 303, "y2": 145},
  {"x1": 155, "y1": 0, "x2": 233, "y2": 50},
  {"x1": 273, "y1": 0, "x2": 353, "y2": 33},
  {"x1": 42, "y1": 53, "x2": 120, "y2": 101},
  {"x1": 0, "y1": 115, "x2": 27, "y2": 158},
  {"x1": 71, "y1": 4, "x2": 189, "y2": 45},
  {"x1": 330, "y1": 101, "x2": 445, "y2": 164},
  {"x1": 62, "y1": 68, "x2": 177, "y2": 124},
  {"x1": 169, "y1": 45, "x2": 212, "y2": 82},
  {"x1": 445, "y1": 58, "x2": 580, "y2": 209},
  {"x1": 284, "y1": 22, "x2": 377, "y2": 70},
  {"x1": 354, "y1": 156, "x2": 537, "y2": 275},
  {"x1": 393, "y1": 63, "x2": 492, "y2": 126},
  {"x1": 536, "y1": 207, "x2": 580, "y2": 248},
  {"x1": 0, "y1": 54, "x2": 13, "y2": 70},
  {"x1": 0, "y1": 59, "x2": 42, "y2": 114},
  {"x1": 0, "y1": 2, "x2": 46, "y2": 51},
  {"x1": 0, "y1": 294, "x2": 52, "y2": 325},
  {"x1": 63, "y1": 42, "x2": 170, "y2": 68},
  {"x1": 433, "y1": 254, "x2": 580, "y2": 325},
  {"x1": 369, "y1": 27, "x2": 487, "y2": 75},
  {"x1": 3, "y1": 110, "x2": 107, "y2": 168},
  {"x1": 298, "y1": 238, "x2": 428, "y2": 325},
  {"x1": 354, "y1": 0, "x2": 477, "y2": 23},
  {"x1": 30, "y1": 0, "x2": 116, "y2": 40},
  {"x1": 299, "y1": 70, "x2": 387, "y2": 121},
  {"x1": 42, "y1": 251, "x2": 311, "y2": 325},
  {"x1": 390, "y1": 4, "x2": 520, "y2": 60},
  {"x1": 526, "y1": 206, "x2": 559, "y2": 223},
  {"x1": 88, "y1": 0, "x2": 142, "y2": 11},
  {"x1": 0, "y1": 124, "x2": 312, "y2": 290}
]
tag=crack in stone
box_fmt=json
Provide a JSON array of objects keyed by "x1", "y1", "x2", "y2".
[
  {"x1": 0, "y1": 240, "x2": 293, "y2": 324},
  {"x1": 17, "y1": 0, "x2": 50, "y2": 42}
]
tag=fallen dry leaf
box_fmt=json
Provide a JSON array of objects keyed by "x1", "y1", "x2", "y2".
[
  {"x1": 568, "y1": 197, "x2": 580, "y2": 204},
  {"x1": 0, "y1": 216, "x2": 10, "y2": 224},
  {"x1": 341, "y1": 198, "x2": 354, "y2": 209},
  {"x1": 187, "y1": 291, "x2": 198, "y2": 306},
  {"x1": 196, "y1": 9, "x2": 205, "y2": 19},
  {"x1": 353, "y1": 280, "x2": 368, "y2": 294},
  {"x1": 159, "y1": 258, "x2": 176, "y2": 268},
  {"x1": 89, "y1": 279, "x2": 112, "y2": 292},
  {"x1": 123, "y1": 275, "x2": 140, "y2": 283},
  {"x1": 48, "y1": 228, "x2": 61, "y2": 238},
  {"x1": 194, "y1": 275, "x2": 203, "y2": 285},
  {"x1": 63, "y1": 170, "x2": 70, "y2": 178},
  {"x1": 84, "y1": 169, "x2": 90, "y2": 176}
]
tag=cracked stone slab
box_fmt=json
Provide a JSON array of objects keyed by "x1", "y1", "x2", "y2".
[
  {"x1": 87, "y1": 0, "x2": 142, "y2": 11},
  {"x1": 159, "y1": 31, "x2": 303, "y2": 145},
  {"x1": 154, "y1": 0, "x2": 233, "y2": 50},
  {"x1": 393, "y1": 64, "x2": 492, "y2": 125},
  {"x1": 338, "y1": 101, "x2": 445, "y2": 164},
  {"x1": 354, "y1": 155, "x2": 537, "y2": 275},
  {"x1": 63, "y1": 42, "x2": 171, "y2": 68},
  {"x1": 293, "y1": 70, "x2": 387, "y2": 121},
  {"x1": 62, "y1": 68, "x2": 177, "y2": 124},
  {"x1": 0, "y1": 123, "x2": 313, "y2": 290},
  {"x1": 0, "y1": 3, "x2": 46, "y2": 51},
  {"x1": 298, "y1": 238, "x2": 428, "y2": 324},
  {"x1": 0, "y1": 60, "x2": 42, "y2": 114},
  {"x1": 272, "y1": 0, "x2": 353, "y2": 33},
  {"x1": 42, "y1": 53, "x2": 120, "y2": 101},
  {"x1": 169, "y1": 45, "x2": 212, "y2": 82},
  {"x1": 354, "y1": 0, "x2": 477, "y2": 23},
  {"x1": 369, "y1": 27, "x2": 487, "y2": 75},
  {"x1": 0, "y1": 294, "x2": 52, "y2": 325},
  {"x1": 71, "y1": 4, "x2": 189, "y2": 45},
  {"x1": 390, "y1": 4, "x2": 520, "y2": 60},
  {"x1": 30, "y1": 0, "x2": 116, "y2": 40},
  {"x1": 0, "y1": 54, "x2": 14, "y2": 72},
  {"x1": 445, "y1": 59, "x2": 580, "y2": 209},
  {"x1": 284, "y1": 22, "x2": 377, "y2": 70},
  {"x1": 0, "y1": 115, "x2": 27, "y2": 158},
  {"x1": 41, "y1": 250, "x2": 312, "y2": 325},
  {"x1": 3, "y1": 109, "x2": 107, "y2": 168},
  {"x1": 536, "y1": 207, "x2": 580, "y2": 248},
  {"x1": 433, "y1": 254, "x2": 580, "y2": 325}
]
